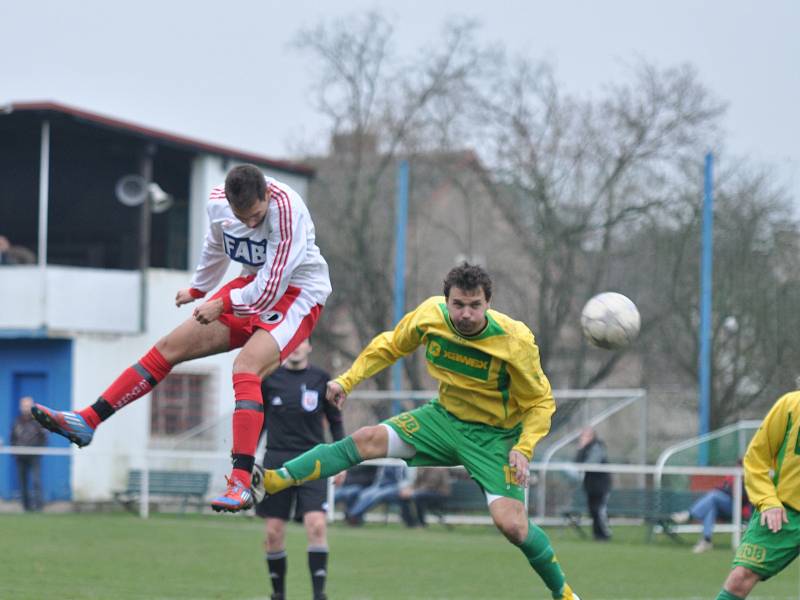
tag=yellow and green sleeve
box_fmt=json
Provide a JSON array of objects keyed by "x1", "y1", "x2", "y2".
[
  {"x1": 334, "y1": 304, "x2": 424, "y2": 394},
  {"x1": 508, "y1": 329, "x2": 555, "y2": 459},
  {"x1": 744, "y1": 394, "x2": 791, "y2": 512}
]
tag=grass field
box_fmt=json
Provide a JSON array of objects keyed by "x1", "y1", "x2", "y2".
[{"x1": 2, "y1": 513, "x2": 799, "y2": 599}]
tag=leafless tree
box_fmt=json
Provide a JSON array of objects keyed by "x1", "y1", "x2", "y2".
[
  {"x1": 638, "y1": 164, "x2": 799, "y2": 426},
  {"x1": 295, "y1": 14, "x2": 496, "y2": 388},
  {"x1": 470, "y1": 60, "x2": 726, "y2": 390},
  {"x1": 294, "y1": 13, "x2": 799, "y2": 429}
]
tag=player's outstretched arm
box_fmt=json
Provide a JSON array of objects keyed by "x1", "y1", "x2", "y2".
[
  {"x1": 744, "y1": 394, "x2": 793, "y2": 511},
  {"x1": 326, "y1": 380, "x2": 348, "y2": 410}
]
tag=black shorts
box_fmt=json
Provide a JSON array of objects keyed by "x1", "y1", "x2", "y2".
[{"x1": 255, "y1": 449, "x2": 328, "y2": 521}]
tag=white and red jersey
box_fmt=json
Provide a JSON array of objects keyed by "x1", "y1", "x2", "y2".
[{"x1": 189, "y1": 177, "x2": 331, "y2": 318}]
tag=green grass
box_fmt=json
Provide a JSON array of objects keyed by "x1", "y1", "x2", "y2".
[{"x1": 2, "y1": 513, "x2": 799, "y2": 599}]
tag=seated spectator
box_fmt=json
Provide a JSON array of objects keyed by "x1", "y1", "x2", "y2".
[
  {"x1": 671, "y1": 463, "x2": 751, "y2": 553},
  {"x1": 398, "y1": 467, "x2": 451, "y2": 527},
  {"x1": 344, "y1": 464, "x2": 408, "y2": 525},
  {"x1": 0, "y1": 235, "x2": 36, "y2": 265},
  {"x1": 334, "y1": 464, "x2": 378, "y2": 515}
]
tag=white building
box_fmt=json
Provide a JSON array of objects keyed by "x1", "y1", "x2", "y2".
[{"x1": 0, "y1": 101, "x2": 313, "y2": 503}]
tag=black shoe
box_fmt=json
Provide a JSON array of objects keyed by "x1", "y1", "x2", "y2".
[{"x1": 271, "y1": 594, "x2": 285, "y2": 600}]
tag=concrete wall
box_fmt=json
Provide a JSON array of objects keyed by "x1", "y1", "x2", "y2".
[{"x1": 0, "y1": 266, "x2": 140, "y2": 334}]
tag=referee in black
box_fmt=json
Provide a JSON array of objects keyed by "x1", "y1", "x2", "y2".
[{"x1": 256, "y1": 338, "x2": 344, "y2": 600}]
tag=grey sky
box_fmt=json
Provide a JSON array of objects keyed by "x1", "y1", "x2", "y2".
[{"x1": 3, "y1": 0, "x2": 798, "y2": 200}]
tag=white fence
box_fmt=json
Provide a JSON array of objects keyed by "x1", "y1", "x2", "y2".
[{"x1": 0, "y1": 445, "x2": 747, "y2": 548}]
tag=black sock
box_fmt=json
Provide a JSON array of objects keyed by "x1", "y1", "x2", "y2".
[
  {"x1": 90, "y1": 398, "x2": 115, "y2": 421},
  {"x1": 308, "y1": 546, "x2": 329, "y2": 598},
  {"x1": 266, "y1": 550, "x2": 287, "y2": 596},
  {"x1": 232, "y1": 453, "x2": 255, "y2": 473}
]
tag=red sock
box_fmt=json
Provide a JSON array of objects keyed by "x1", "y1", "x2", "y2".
[
  {"x1": 231, "y1": 372, "x2": 264, "y2": 486},
  {"x1": 78, "y1": 347, "x2": 173, "y2": 428}
]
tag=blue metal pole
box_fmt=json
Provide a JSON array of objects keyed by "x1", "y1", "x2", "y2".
[
  {"x1": 392, "y1": 160, "x2": 409, "y2": 413},
  {"x1": 699, "y1": 152, "x2": 714, "y2": 465}
]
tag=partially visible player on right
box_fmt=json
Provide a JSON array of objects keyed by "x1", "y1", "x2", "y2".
[{"x1": 714, "y1": 391, "x2": 800, "y2": 599}]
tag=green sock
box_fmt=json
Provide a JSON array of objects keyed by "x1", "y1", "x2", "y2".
[
  {"x1": 715, "y1": 591, "x2": 745, "y2": 600},
  {"x1": 516, "y1": 521, "x2": 566, "y2": 596},
  {"x1": 283, "y1": 437, "x2": 363, "y2": 482}
]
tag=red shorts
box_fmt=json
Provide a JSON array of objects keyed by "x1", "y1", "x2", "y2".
[{"x1": 211, "y1": 276, "x2": 323, "y2": 361}]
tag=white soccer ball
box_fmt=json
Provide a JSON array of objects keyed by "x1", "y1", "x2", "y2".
[{"x1": 580, "y1": 292, "x2": 641, "y2": 350}]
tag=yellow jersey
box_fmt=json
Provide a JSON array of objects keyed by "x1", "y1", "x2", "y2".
[
  {"x1": 334, "y1": 296, "x2": 555, "y2": 459},
  {"x1": 743, "y1": 391, "x2": 800, "y2": 512}
]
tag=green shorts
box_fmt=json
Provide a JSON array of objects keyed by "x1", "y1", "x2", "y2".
[
  {"x1": 732, "y1": 506, "x2": 800, "y2": 579},
  {"x1": 383, "y1": 400, "x2": 524, "y2": 502}
]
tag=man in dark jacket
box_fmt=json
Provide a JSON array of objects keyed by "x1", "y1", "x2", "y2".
[
  {"x1": 574, "y1": 426, "x2": 612, "y2": 541},
  {"x1": 10, "y1": 396, "x2": 47, "y2": 511}
]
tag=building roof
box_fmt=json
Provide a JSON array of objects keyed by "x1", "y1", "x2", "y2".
[{"x1": 2, "y1": 101, "x2": 314, "y2": 177}]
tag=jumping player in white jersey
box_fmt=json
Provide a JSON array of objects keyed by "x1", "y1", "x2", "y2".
[{"x1": 31, "y1": 164, "x2": 332, "y2": 512}]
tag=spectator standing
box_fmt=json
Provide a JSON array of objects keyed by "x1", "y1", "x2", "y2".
[
  {"x1": 256, "y1": 338, "x2": 343, "y2": 600},
  {"x1": 10, "y1": 396, "x2": 47, "y2": 511},
  {"x1": 574, "y1": 426, "x2": 612, "y2": 541}
]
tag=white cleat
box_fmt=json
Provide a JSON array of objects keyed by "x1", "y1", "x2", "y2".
[
  {"x1": 671, "y1": 510, "x2": 691, "y2": 524},
  {"x1": 692, "y1": 538, "x2": 713, "y2": 554}
]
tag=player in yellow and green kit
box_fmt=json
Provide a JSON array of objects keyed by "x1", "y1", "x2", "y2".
[
  {"x1": 714, "y1": 391, "x2": 800, "y2": 599},
  {"x1": 260, "y1": 263, "x2": 580, "y2": 600}
]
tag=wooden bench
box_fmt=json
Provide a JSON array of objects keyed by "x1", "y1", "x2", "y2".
[
  {"x1": 562, "y1": 487, "x2": 703, "y2": 542},
  {"x1": 113, "y1": 470, "x2": 211, "y2": 514}
]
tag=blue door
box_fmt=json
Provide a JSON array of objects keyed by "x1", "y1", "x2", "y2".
[{"x1": 0, "y1": 339, "x2": 72, "y2": 502}]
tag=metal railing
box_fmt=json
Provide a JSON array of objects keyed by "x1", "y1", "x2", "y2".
[
  {"x1": 536, "y1": 389, "x2": 647, "y2": 520},
  {"x1": 654, "y1": 420, "x2": 761, "y2": 487}
]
